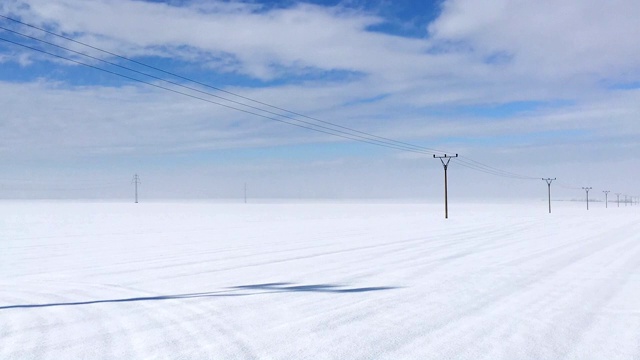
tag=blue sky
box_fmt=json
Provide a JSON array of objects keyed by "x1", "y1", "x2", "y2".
[{"x1": 0, "y1": 0, "x2": 639, "y2": 200}]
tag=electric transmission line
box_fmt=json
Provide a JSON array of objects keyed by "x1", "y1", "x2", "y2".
[
  {"x1": 0, "y1": 19, "x2": 447, "y2": 156},
  {"x1": 1, "y1": 13, "x2": 440, "y2": 150},
  {"x1": 0, "y1": 35, "x2": 442, "y2": 155},
  {"x1": 0, "y1": 14, "x2": 548, "y2": 183}
]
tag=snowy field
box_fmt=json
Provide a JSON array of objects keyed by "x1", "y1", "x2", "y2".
[{"x1": 1, "y1": 200, "x2": 639, "y2": 359}]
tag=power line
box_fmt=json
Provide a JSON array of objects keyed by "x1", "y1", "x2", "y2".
[
  {"x1": 0, "y1": 28, "x2": 544, "y2": 182},
  {"x1": 0, "y1": 183, "x2": 123, "y2": 191},
  {"x1": 1, "y1": 13, "x2": 441, "y2": 152},
  {"x1": 556, "y1": 182, "x2": 582, "y2": 190},
  {"x1": 0, "y1": 14, "x2": 544, "y2": 182},
  {"x1": 0, "y1": 36, "x2": 443, "y2": 156},
  {"x1": 0, "y1": 15, "x2": 546, "y2": 182},
  {"x1": 0, "y1": 20, "x2": 446, "y2": 156},
  {"x1": 455, "y1": 158, "x2": 538, "y2": 180},
  {"x1": 457, "y1": 156, "x2": 538, "y2": 179}
]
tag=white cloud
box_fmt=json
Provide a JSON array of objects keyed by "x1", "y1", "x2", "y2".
[
  {"x1": 0, "y1": 0, "x2": 639, "y2": 198},
  {"x1": 5, "y1": 0, "x2": 638, "y2": 101},
  {"x1": 428, "y1": 0, "x2": 640, "y2": 82}
]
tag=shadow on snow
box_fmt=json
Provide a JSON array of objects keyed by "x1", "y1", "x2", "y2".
[{"x1": 0, "y1": 282, "x2": 397, "y2": 310}]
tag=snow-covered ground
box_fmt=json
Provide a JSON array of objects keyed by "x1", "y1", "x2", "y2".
[{"x1": 1, "y1": 200, "x2": 639, "y2": 359}]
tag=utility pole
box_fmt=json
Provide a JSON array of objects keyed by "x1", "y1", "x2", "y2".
[
  {"x1": 582, "y1": 187, "x2": 592, "y2": 210},
  {"x1": 625, "y1": 195, "x2": 628, "y2": 207},
  {"x1": 433, "y1": 154, "x2": 458, "y2": 219},
  {"x1": 542, "y1": 178, "x2": 556, "y2": 214},
  {"x1": 603, "y1": 190, "x2": 610, "y2": 208},
  {"x1": 616, "y1": 193, "x2": 621, "y2": 207},
  {"x1": 132, "y1": 174, "x2": 141, "y2": 204}
]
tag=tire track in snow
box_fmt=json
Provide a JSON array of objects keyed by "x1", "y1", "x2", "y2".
[
  {"x1": 349, "y1": 218, "x2": 640, "y2": 359},
  {"x1": 148, "y1": 221, "x2": 537, "y2": 283},
  {"x1": 444, "y1": 224, "x2": 640, "y2": 360}
]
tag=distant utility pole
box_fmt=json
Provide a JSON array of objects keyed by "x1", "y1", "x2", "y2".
[
  {"x1": 625, "y1": 195, "x2": 628, "y2": 207},
  {"x1": 603, "y1": 190, "x2": 610, "y2": 208},
  {"x1": 542, "y1": 178, "x2": 556, "y2": 214},
  {"x1": 616, "y1": 193, "x2": 621, "y2": 207},
  {"x1": 433, "y1": 154, "x2": 458, "y2": 219},
  {"x1": 582, "y1": 187, "x2": 592, "y2": 210},
  {"x1": 132, "y1": 174, "x2": 141, "y2": 203}
]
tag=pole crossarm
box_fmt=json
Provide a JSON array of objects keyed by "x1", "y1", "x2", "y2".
[
  {"x1": 434, "y1": 154, "x2": 457, "y2": 169},
  {"x1": 433, "y1": 154, "x2": 458, "y2": 219}
]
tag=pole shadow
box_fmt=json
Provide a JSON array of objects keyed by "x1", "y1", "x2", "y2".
[
  {"x1": 0, "y1": 282, "x2": 397, "y2": 310},
  {"x1": 231, "y1": 282, "x2": 397, "y2": 293}
]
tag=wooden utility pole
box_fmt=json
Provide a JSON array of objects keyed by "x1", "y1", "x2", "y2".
[
  {"x1": 132, "y1": 174, "x2": 141, "y2": 203},
  {"x1": 433, "y1": 154, "x2": 458, "y2": 219},
  {"x1": 543, "y1": 178, "x2": 556, "y2": 213},
  {"x1": 603, "y1": 190, "x2": 610, "y2": 208},
  {"x1": 582, "y1": 187, "x2": 592, "y2": 210}
]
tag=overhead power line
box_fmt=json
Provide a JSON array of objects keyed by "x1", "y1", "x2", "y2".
[
  {"x1": 0, "y1": 19, "x2": 447, "y2": 157},
  {"x1": 0, "y1": 35, "x2": 450, "y2": 157},
  {"x1": 556, "y1": 182, "x2": 582, "y2": 190},
  {"x1": 0, "y1": 36, "x2": 440, "y2": 156},
  {"x1": 1, "y1": 13, "x2": 422, "y2": 144},
  {"x1": 0, "y1": 14, "x2": 541, "y2": 181},
  {"x1": 0, "y1": 183, "x2": 123, "y2": 191}
]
